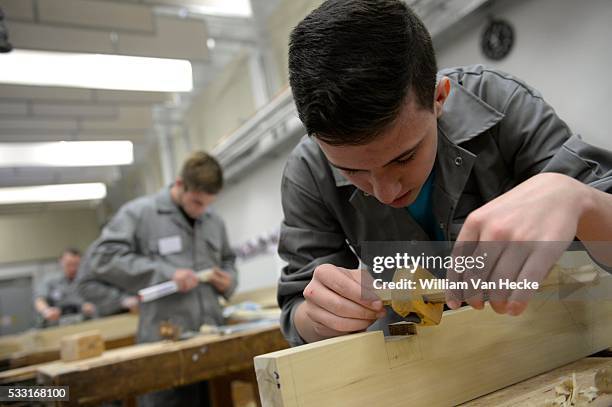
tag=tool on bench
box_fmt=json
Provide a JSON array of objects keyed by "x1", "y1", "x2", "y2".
[
  {"x1": 159, "y1": 319, "x2": 280, "y2": 342},
  {"x1": 138, "y1": 268, "x2": 214, "y2": 303}
]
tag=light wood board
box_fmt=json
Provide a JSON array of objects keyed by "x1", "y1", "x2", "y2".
[{"x1": 255, "y1": 264, "x2": 612, "y2": 406}]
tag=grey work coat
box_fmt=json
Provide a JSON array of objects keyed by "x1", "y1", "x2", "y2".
[
  {"x1": 35, "y1": 275, "x2": 88, "y2": 327},
  {"x1": 78, "y1": 186, "x2": 237, "y2": 343},
  {"x1": 278, "y1": 65, "x2": 612, "y2": 346}
]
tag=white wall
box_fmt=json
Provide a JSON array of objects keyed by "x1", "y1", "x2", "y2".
[
  {"x1": 0, "y1": 209, "x2": 99, "y2": 265},
  {"x1": 214, "y1": 143, "x2": 298, "y2": 293},
  {"x1": 435, "y1": 0, "x2": 612, "y2": 149}
]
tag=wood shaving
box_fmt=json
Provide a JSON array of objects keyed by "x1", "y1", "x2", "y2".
[{"x1": 541, "y1": 373, "x2": 600, "y2": 406}]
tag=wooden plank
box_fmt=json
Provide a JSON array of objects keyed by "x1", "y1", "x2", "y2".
[
  {"x1": 254, "y1": 274, "x2": 612, "y2": 406},
  {"x1": 37, "y1": 325, "x2": 289, "y2": 406},
  {"x1": 0, "y1": 362, "x2": 48, "y2": 385},
  {"x1": 461, "y1": 357, "x2": 612, "y2": 406}
]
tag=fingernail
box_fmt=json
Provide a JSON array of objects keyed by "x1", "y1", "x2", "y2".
[
  {"x1": 507, "y1": 303, "x2": 521, "y2": 316},
  {"x1": 447, "y1": 300, "x2": 460, "y2": 309}
]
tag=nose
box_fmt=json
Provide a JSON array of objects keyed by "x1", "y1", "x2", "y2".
[{"x1": 370, "y1": 172, "x2": 402, "y2": 204}]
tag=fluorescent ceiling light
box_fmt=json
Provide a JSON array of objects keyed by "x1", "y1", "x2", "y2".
[
  {"x1": 0, "y1": 183, "x2": 107, "y2": 205},
  {"x1": 0, "y1": 141, "x2": 134, "y2": 167},
  {"x1": 186, "y1": 0, "x2": 252, "y2": 17},
  {"x1": 0, "y1": 50, "x2": 193, "y2": 92}
]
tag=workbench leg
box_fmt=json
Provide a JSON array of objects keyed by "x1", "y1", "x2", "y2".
[
  {"x1": 123, "y1": 397, "x2": 137, "y2": 407},
  {"x1": 245, "y1": 368, "x2": 262, "y2": 407},
  {"x1": 210, "y1": 376, "x2": 233, "y2": 407}
]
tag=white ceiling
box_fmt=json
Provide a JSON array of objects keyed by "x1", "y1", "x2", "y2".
[{"x1": 0, "y1": 0, "x2": 281, "y2": 212}]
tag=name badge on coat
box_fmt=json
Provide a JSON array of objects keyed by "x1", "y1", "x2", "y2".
[{"x1": 158, "y1": 235, "x2": 182, "y2": 255}]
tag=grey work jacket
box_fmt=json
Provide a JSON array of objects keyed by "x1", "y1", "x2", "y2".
[
  {"x1": 78, "y1": 186, "x2": 237, "y2": 343},
  {"x1": 278, "y1": 65, "x2": 612, "y2": 347},
  {"x1": 35, "y1": 275, "x2": 86, "y2": 327},
  {"x1": 76, "y1": 244, "x2": 130, "y2": 317}
]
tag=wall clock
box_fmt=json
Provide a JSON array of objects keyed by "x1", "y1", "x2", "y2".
[{"x1": 481, "y1": 19, "x2": 514, "y2": 60}]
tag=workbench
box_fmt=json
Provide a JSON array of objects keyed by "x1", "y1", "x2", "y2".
[
  {"x1": 461, "y1": 355, "x2": 612, "y2": 406},
  {"x1": 34, "y1": 323, "x2": 288, "y2": 406},
  {"x1": 0, "y1": 313, "x2": 137, "y2": 371}
]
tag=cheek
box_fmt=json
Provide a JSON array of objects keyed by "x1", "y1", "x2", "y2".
[
  {"x1": 343, "y1": 173, "x2": 373, "y2": 193},
  {"x1": 408, "y1": 139, "x2": 437, "y2": 183}
]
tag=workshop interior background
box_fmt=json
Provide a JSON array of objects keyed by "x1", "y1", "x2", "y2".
[{"x1": 0, "y1": 0, "x2": 610, "y2": 335}]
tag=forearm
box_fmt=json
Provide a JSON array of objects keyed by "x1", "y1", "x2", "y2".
[
  {"x1": 90, "y1": 248, "x2": 175, "y2": 290},
  {"x1": 576, "y1": 184, "x2": 612, "y2": 266},
  {"x1": 34, "y1": 298, "x2": 50, "y2": 314}
]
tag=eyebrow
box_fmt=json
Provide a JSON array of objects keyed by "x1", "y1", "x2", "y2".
[{"x1": 328, "y1": 141, "x2": 422, "y2": 172}]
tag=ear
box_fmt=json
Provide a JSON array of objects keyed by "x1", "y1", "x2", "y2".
[{"x1": 434, "y1": 77, "x2": 451, "y2": 118}]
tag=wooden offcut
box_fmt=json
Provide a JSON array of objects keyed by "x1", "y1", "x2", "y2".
[
  {"x1": 254, "y1": 252, "x2": 612, "y2": 406},
  {"x1": 60, "y1": 330, "x2": 104, "y2": 362}
]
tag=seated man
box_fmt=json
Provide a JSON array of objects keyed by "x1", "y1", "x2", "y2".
[{"x1": 34, "y1": 248, "x2": 96, "y2": 327}]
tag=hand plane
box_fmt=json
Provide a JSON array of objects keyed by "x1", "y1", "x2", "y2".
[
  {"x1": 377, "y1": 262, "x2": 600, "y2": 329},
  {"x1": 379, "y1": 267, "x2": 445, "y2": 326}
]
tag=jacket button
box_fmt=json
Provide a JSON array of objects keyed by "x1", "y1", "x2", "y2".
[
  {"x1": 454, "y1": 156, "x2": 463, "y2": 166},
  {"x1": 363, "y1": 192, "x2": 370, "y2": 197}
]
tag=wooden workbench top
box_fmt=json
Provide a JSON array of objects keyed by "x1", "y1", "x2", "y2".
[
  {"x1": 37, "y1": 323, "x2": 288, "y2": 405},
  {"x1": 462, "y1": 357, "x2": 612, "y2": 406}
]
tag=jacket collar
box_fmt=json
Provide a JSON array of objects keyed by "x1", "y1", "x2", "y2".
[
  {"x1": 437, "y1": 76, "x2": 505, "y2": 144},
  {"x1": 330, "y1": 77, "x2": 504, "y2": 187},
  {"x1": 155, "y1": 186, "x2": 177, "y2": 212},
  {"x1": 154, "y1": 185, "x2": 210, "y2": 220}
]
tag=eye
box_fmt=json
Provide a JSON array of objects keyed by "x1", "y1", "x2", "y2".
[{"x1": 396, "y1": 152, "x2": 417, "y2": 165}]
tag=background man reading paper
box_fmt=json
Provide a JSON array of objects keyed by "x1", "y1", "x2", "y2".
[{"x1": 277, "y1": 0, "x2": 612, "y2": 347}]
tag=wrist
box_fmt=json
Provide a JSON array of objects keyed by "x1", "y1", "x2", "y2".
[{"x1": 294, "y1": 301, "x2": 323, "y2": 344}]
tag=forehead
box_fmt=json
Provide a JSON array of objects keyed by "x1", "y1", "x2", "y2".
[{"x1": 317, "y1": 99, "x2": 434, "y2": 169}]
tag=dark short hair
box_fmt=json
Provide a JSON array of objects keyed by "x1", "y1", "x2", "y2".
[
  {"x1": 61, "y1": 248, "x2": 81, "y2": 258},
  {"x1": 180, "y1": 151, "x2": 223, "y2": 194},
  {"x1": 288, "y1": 0, "x2": 438, "y2": 146}
]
